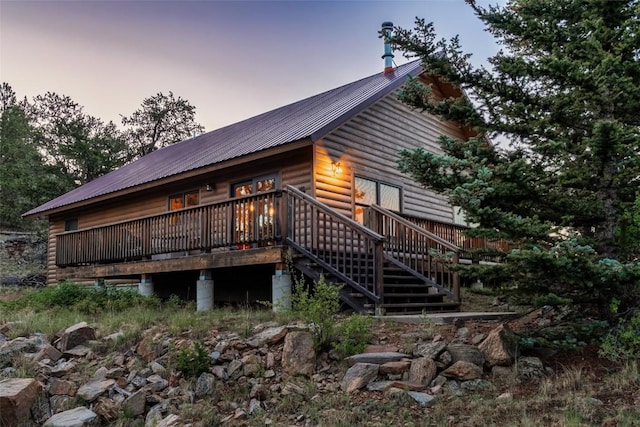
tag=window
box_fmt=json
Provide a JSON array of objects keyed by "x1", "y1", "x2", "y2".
[
  {"x1": 354, "y1": 176, "x2": 401, "y2": 223},
  {"x1": 64, "y1": 218, "x2": 78, "y2": 231},
  {"x1": 168, "y1": 190, "x2": 199, "y2": 211},
  {"x1": 231, "y1": 175, "x2": 278, "y2": 247}
]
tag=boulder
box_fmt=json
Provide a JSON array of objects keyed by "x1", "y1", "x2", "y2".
[
  {"x1": 123, "y1": 388, "x2": 146, "y2": 417},
  {"x1": 250, "y1": 326, "x2": 288, "y2": 346},
  {"x1": 195, "y1": 373, "x2": 216, "y2": 398},
  {"x1": 446, "y1": 343, "x2": 485, "y2": 367},
  {"x1": 407, "y1": 391, "x2": 436, "y2": 407},
  {"x1": 341, "y1": 363, "x2": 379, "y2": 393},
  {"x1": 56, "y1": 322, "x2": 96, "y2": 352},
  {"x1": 345, "y1": 352, "x2": 410, "y2": 366},
  {"x1": 77, "y1": 379, "x2": 115, "y2": 402},
  {"x1": 282, "y1": 331, "x2": 316, "y2": 378},
  {"x1": 408, "y1": 357, "x2": 437, "y2": 386},
  {"x1": 414, "y1": 341, "x2": 447, "y2": 359},
  {"x1": 442, "y1": 360, "x2": 483, "y2": 381},
  {"x1": 477, "y1": 324, "x2": 518, "y2": 367},
  {"x1": 43, "y1": 406, "x2": 99, "y2": 427},
  {"x1": 379, "y1": 360, "x2": 411, "y2": 376},
  {"x1": 516, "y1": 356, "x2": 546, "y2": 382},
  {"x1": 48, "y1": 378, "x2": 77, "y2": 396},
  {"x1": 0, "y1": 378, "x2": 42, "y2": 426}
]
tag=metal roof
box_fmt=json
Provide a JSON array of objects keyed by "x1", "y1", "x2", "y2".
[{"x1": 24, "y1": 60, "x2": 422, "y2": 217}]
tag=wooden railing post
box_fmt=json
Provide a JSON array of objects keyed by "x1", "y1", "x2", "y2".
[{"x1": 374, "y1": 240, "x2": 384, "y2": 308}]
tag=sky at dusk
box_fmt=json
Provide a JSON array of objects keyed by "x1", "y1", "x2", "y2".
[{"x1": 1, "y1": 1, "x2": 501, "y2": 131}]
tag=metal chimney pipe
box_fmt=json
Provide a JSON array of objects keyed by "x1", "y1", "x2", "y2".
[{"x1": 381, "y1": 21, "x2": 394, "y2": 74}]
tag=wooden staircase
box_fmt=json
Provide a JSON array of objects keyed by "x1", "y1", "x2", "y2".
[{"x1": 285, "y1": 186, "x2": 460, "y2": 315}]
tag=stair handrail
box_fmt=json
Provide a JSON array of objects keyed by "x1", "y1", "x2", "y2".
[
  {"x1": 285, "y1": 186, "x2": 385, "y2": 241},
  {"x1": 284, "y1": 185, "x2": 385, "y2": 307},
  {"x1": 368, "y1": 205, "x2": 460, "y2": 252},
  {"x1": 366, "y1": 204, "x2": 461, "y2": 302}
]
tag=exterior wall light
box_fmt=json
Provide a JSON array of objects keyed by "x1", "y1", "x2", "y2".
[{"x1": 331, "y1": 161, "x2": 343, "y2": 176}]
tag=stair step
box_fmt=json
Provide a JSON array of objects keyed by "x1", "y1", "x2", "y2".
[{"x1": 380, "y1": 302, "x2": 460, "y2": 308}]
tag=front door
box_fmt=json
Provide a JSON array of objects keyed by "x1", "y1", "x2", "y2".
[{"x1": 231, "y1": 176, "x2": 277, "y2": 248}]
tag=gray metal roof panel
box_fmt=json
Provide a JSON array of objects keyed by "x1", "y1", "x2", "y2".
[{"x1": 24, "y1": 61, "x2": 421, "y2": 217}]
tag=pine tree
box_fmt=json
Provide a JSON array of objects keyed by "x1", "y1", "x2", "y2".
[{"x1": 389, "y1": 0, "x2": 640, "y2": 314}]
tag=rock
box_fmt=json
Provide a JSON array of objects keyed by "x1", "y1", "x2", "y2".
[
  {"x1": 436, "y1": 350, "x2": 452, "y2": 367},
  {"x1": 195, "y1": 373, "x2": 216, "y2": 398},
  {"x1": 77, "y1": 379, "x2": 115, "y2": 402},
  {"x1": 442, "y1": 361, "x2": 483, "y2": 381},
  {"x1": 248, "y1": 398, "x2": 262, "y2": 415},
  {"x1": 471, "y1": 334, "x2": 486, "y2": 345},
  {"x1": 477, "y1": 324, "x2": 518, "y2": 367},
  {"x1": 341, "y1": 363, "x2": 379, "y2": 393},
  {"x1": 461, "y1": 379, "x2": 494, "y2": 391},
  {"x1": 414, "y1": 340, "x2": 446, "y2": 359},
  {"x1": 49, "y1": 360, "x2": 77, "y2": 377},
  {"x1": 379, "y1": 360, "x2": 411, "y2": 376},
  {"x1": 227, "y1": 359, "x2": 243, "y2": 379},
  {"x1": 345, "y1": 352, "x2": 410, "y2": 366},
  {"x1": 251, "y1": 326, "x2": 288, "y2": 346},
  {"x1": 366, "y1": 381, "x2": 395, "y2": 392},
  {"x1": 387, "y1": 381, "x2": 426, "y2": 391},
  {"x1": 282, "y1": 331, "x2": 316, "y2": 378},
  {"x1": 63, "y1": 345, "x2": 92, "y2": 358},
  {"x1": 48, "y1": 378, "x2": 77, "y2": 396},
  {"x1": 35, "y1": 344, "x2": 63, "y2": 363},
  {"x1": 407, "y1": 391, "x2": 436, "y2": 407},
  {"x1": 56, "y1": 322, "x2": 96, "y2": 352},
  {"x1": 497, "y1": 392, "x2": 513, "y2": 400},
  {"x1": 146, "y1": 374, "x2": 168, "y2": 392},
  {"x1": 250, "y1": 383, "x2": 268, "y2": 400},
  {"x1": 0, "y1": 378, "x2": 42, "y2": 426},
  {"x1": 155, "y1": 414, "x2": 181, "y2": 427},
  {"x1": 456, "y1": 327, "x2": 470, "y2": 339},
  {"x1": 136, "y1": 333, "x2": 162, "y2": 362},
  {"x1": 363, "y1": 344, "x2": 399, "y2": 353},
  {"x1": 50, "y1": 395, "x2": 76, "y2": 414},
  {"x1": 281, "y1": 382, "x2": 305, "y2": 395},
  {"x1": 516, "y1": 356, "x2": 546, "y2": 382},
  {"x1": 212, "y1": 365, "x2": 227, "y2": 380},
  {"x1": 446, "y1": 343, "x2": 485, "y2": 367},
  {"x1": 93, "y1": 397, "x2": 120, "y2": 421},
  {"x1": 0, "y1": 337, "x2": 39, "y2": 367},
  {"x1": 123, "y1": 388, "x2": 146, "y2": 417},
  {"x1": 145, "y1": 404, "x2": 164, "y2": 427},
  {"x1": 491, "y1": 365, "x2": 515, "y2": 381},
  {"x1": 43, "y1": 406, "x2": 99, "y2": 427},
  {"x1": 150, "y1": 361, "x2": 167, "y2": 376},
  {"x1": 409, "y1": 357, "x2": 437, "y2": 386}
]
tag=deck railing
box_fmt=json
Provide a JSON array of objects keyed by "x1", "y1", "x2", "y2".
[
  {"x1": 399, "y1": 213, "x2": 513, "y2": 258},
  {"x1": 285, "y1": 185, "x2": 385, "y2": 303},
  {"x1": 364, "y1": 205, "x2": 460, "y2": 301},
  {"x1": 55, "y1": 190, "x2": 283, "y2": 266}
]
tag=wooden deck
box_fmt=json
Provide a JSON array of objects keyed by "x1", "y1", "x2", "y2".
[{"x1": 54, "y1": 186, "x2": 505, "y2": 313}]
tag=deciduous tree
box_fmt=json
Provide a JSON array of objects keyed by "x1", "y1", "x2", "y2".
[{"x1": 121, "y1": 91, "x2": 204, "y2": 160}]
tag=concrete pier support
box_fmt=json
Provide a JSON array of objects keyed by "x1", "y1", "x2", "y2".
[
  {"x1": 197, "y1": 270, "x2": 214, "y2": 312},
  {"x1": 272, "y1": 269, "x2": 291, "y2": 312},
  {"x1": 138, "y1": 274, "x2": 154, "y2": 297}
]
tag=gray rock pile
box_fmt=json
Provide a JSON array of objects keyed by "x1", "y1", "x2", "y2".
[{"x1": 0, "y1": 319, "x2": 551, "y2": 426}]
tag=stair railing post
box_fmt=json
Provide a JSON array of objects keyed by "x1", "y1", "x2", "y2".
[
  {"x1": 374, "y1": 238, "x2": 384, "y2": 309},
  {"x1": 452, "y1": 252, "x2": 461, "y2": 303}
]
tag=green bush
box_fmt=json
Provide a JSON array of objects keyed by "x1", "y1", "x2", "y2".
[
  {"x1": 175, "y1": 341, "x2": 210, "y2": 378},
  {"x1": 599, "y1": 300, "x2": 640, "y2": 361},
  {"x1": 332, "y1": 314, "x2": 372, "y2": 357},
  {"x1": 290, "y1": 274, "x2": 342, "y2": 349}
]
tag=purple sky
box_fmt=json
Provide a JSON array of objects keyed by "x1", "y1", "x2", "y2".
[{"x1": 1, "y1": 1, "x2": 501, "y2": 131}]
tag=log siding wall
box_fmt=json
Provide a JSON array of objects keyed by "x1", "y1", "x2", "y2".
[{"x1": 314, "y1": 91, "x2": 465, "y2": 222}]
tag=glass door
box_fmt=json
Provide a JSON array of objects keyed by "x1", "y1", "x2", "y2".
[{"x1": 232, "y1": 176, "x2": 277, "y2": 248}]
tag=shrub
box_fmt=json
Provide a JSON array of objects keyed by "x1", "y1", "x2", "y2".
[
  {"x1": 332, "y1": 314, "x2": 372, "y2": 357},
  {"x1": 175, "y1": 341, "x2": 210, "y2": 378},
  {"x1": 599, "y1": 300, "x2": 640, "y2": 361},
  {"x1": 290, "y1": 274, "x2": 342, "y2": 349}
]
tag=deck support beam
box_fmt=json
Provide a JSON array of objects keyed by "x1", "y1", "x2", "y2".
[
  {"x1": 139, "y1": 274, "x2": 154, "y2": 297},
  {"x1": 272, "y1": 267, "x2": 291, "y2": 312},
  {"x1": 197, "y1": 270, "x2": 214, "y2": 312}
]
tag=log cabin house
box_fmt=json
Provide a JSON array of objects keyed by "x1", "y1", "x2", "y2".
[{"x1": 24, "y1": 35, "x2": 495, "y2": 314}]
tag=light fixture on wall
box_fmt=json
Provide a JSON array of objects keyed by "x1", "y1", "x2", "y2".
[
  {"x1": 205, "y1": 183, "x2": 215, "y2": 191},
  {"x1": 331, "y1": 161, "x2": 343, "y2": 176}
]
